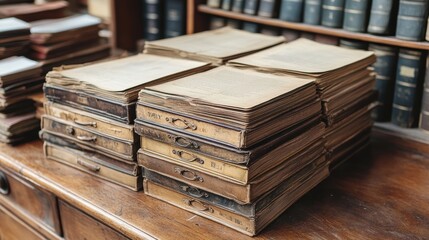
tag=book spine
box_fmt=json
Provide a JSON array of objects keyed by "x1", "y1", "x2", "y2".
[
  {"x1": 339, "y1": 39, "x2": 368, "y2": 49},
  {"x1": 321, "y1": 0, "x2": 345, "y2": 28},
  {"x1": 279, "y1": 0, "x2": 304, "y2": 22},
  {"x1": 304, "y1": 0, "x2": 322, "y2": 25},
  {"x1": 242, "y1": 22, "x2": 260, "y2": 32},
  {"x1": 143, "y1": 0, "x2": 163, "y2": 41},
  {"x1": 367, "y1": 0, "x2": 396, "y2": 34},
  {"x1": 222, "y1": 0, "x2": 233, "y2": 10},
  {"x1": 226, "y1": 19, "x2": 242, "y2": 29},
  {"x1": 420, "y1": 56, "x2": 429, "y2": 131},
  {"x1": 207, "y1": 0, "x2": 223, "y2": 8},
  {"x1": 257, "y1": 0, "x2": 278, "y2": 17},
  {"x1": 369, "y1": 44, "x2": 398, "y2": 122},
  {"x1": 232, "y1": 0, "x2": 245, "y2": 12},
  {"x1": 164, "y1": 0, "x2": 186, "y2": 38},
  {"x1": 243, "y1": 0, "x2": 259, "y2": 14},
  {"x1": 426, "y1": 17, "x2": 429, "y2": 41},
  {"x1": 342, "y1": 0, "x2": 370, "y2": 32},
  {"x1": 210, "y1": 16, "x2": 225, "y2": 29},
  {"x1": 395, "y1": 0, "x2": 428, "y2": 41},
  {"x1": 391, "y1": 49, "x2": 425, "y2": 128}
]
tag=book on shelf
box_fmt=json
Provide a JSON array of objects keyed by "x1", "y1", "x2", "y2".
[
  {"x1": 314, "y1": 34, "x2": 339, "y2": 45},
  {"x1": 427, "y1": 17, "x2": 429, "y2": 41},
  {"x1": 242, "y1": 22, "x2": 259, "y2": 32},
  {"x1": 395, "y1": 0, "x2": 428, "y2": 41},
  {"x1": 367, "y1": 0, "x2": 398, "y2": 35},
  {"x1": 420, "y1": 57, "x2": 429, "y2": 132},
  {"x1": 369, "y1": 44, "x2": 397, "y2": 122},
  {"x1": 143, "y1": 27, "x2": 284, "y2": 65},
  {"x1": 391, "y1": 49, "x2": 426, "y2": 128},
  {"x1": 243, "y1": 0, "x2": 259, "y2": 15},
  {"x1": 207, "y1": 0, "x2": 222, "y2": 8},
  {"x1": 257, "y1": 0, "x2": 279, "y2": 18},
  {"x1": 164, "y1": 0, "x2": 186, "y2": 38},
  {"x1": 226, "y1": 19, "x2": 242, "y2": 29},
  {"x1": 209, "y1": 16, "x2": 225, "y2": 29},
  {"x1": 279, "y1": 0, "x2": 304, "y2": 22},
  {"x1": 342, "y1": 0, "x2": 370, "y2": 32},
  {"x1": 142, "y1": 0, "x2": 163, "y2": 41},
  {"x1": 259, "y1": 25, "x2": 280, "y2": 36},
  {"x1": 232, "y1": 0, "x2": 245, "y2": 12},
  {"x1": 222, "y1": 0, "x2": 233, "y2": 10},
  {"x1": 321, "y1": 0, "x2": 345, "y2": 28},
  {"x1": 303, "y1": 0, "x2": 322, "y2": 25},
  {"x1": 339, "y1": 39, "x2": 367, "y2": 50}
]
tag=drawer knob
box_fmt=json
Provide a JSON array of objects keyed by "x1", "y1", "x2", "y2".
[{"x1": 0, "y1": 171, "x2": 10, "y2": 195}]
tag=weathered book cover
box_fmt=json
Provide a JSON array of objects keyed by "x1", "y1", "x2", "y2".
[
  {"x1": 304, "y1": 0, "x2": 322, "y2": 25},
  {"x1": 367, "y1": 0, "x2": 398, "y2": 34},
  {"x1": 279, "y1": 0, "x2": 304, "y2": 22},
  {"x1": 321, "y1": 0, "x2": 345, "y2": 28},
  {"x1": 257, "y1": 0, "x2": 279, "y2": 17},
  {"x1": 342, "y1": 0, "x2": 370, "y2": 32},
  {"x1": 395, "y1": 0, "x2": 428, "y2": 41}
]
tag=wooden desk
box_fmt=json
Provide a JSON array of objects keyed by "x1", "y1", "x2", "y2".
[{"x1": 0, "y1": 137, "x2": 428, "y2": 239}]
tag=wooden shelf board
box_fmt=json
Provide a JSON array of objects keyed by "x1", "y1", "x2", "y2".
[{"x1": 198, "y1": 5, "x2": 429, "y2": 50}]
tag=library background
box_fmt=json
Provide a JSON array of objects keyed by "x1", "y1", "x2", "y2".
[{"x1": 0, "y1": 0, "x2": 428, "y2": 239}]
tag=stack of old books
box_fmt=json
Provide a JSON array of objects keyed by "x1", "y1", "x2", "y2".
[
  {"x1": 0, "y1": 1, "x2": 68, "y2": 22},
  {"x1": 229, "y1": 38, "x2": 377, "y2": 168},
  {"x1": 136, "y1": 65, "x2": 327, "y2": 236},
  {"x1": 143, "y1": 27, "x2": 285, "y2": 65},
  {"x1": 40, "y1": 54, "x2": 211, "y2": 191},
  {"x1": 0, "y1": 56, "x2": 42, "y2": 144},
  {"x1": 30, "y1": 14, "x2": 110, "y2": 73},
  {"x1": 0, "y1": 17, "x2": 31, "y2": 59}
]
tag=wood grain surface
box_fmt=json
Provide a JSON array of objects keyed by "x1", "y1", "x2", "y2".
[{"x1": 0, "y1": 137, "x2": 428, "y2": 239}]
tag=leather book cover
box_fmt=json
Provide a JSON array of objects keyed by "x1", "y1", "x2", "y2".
[
  {"x1": 257, "y1": 0, "x2": 279, "y2": 18},
  {"x1": 0, "y1": 1, "x2": 68, "y2": 22},
  {"x1": 143, "y1": 0, "x2": 163, "y2": 41},
  {"x1": 367, "y1": 0, "x2": 398, "y2": 35},
  {"x1": 303, "y1": 0, "x2": 322, "y2": 25},
  {"x1": 243, "y1": 0, "x2": 259, "y2": 15},
  {"x1": 279, "y1": 0, "x2": 304, "y2": 22},
  {"x1": 0, "y1": 112, "x2": 38, "y2": 136},
  {"x1": 232, "y1": 0, "x2": 245, "y2": 12},
  {"x1": 41, "y1": 115, "x2": 138, "y2": 161},
  {"x1": 164, "y1": 0, "x2": 186, "y2": 38},
  {"x1": 44, "y1": 142, "x2": 142, "y2": 191},
  {"x1": 395, "y1": 0, "x2": 428, "y2": 41},
  {"x1": 342, "y1": 0, "x2": 370, "y2": 32},
  {"x1": 138, "y1": 139, "x2": 324, "y2": 204},
  {"x1": 321, "y1": 0, "x2": 345, "y2": 28},
  {"x1": 339, "y1": 39, "x2": 368, "y2": 50},
  {"x1": 0, "y1": 17, "x2": 30, "y2": 38},
  {"x1": 44, "y1": 101, "x2": 136, "y2": 142},
  {"x1": 222, "y1": 0, "x2": 233, "y2": 10}
]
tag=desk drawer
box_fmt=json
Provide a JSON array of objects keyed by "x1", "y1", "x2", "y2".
[
  {"x1": 0, "y1": 167, "x2": 62, "y2": 237},
  {"x1": 59, "y1": 201, "x2": 128, "y2": 240},
  {"x1": 0, "y1": 204, "x2": 46, "y2": 240}
]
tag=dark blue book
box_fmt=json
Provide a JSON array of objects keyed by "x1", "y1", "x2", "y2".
[
  {"x1": 279, "y1": 0, "x2": 304, "y2": 22},
  {"x1": 303, "y1": 0, "x2": 322, "y2": 25},
  {"x1": 321, "y1": 0, "x2": 345, "y2": 28},
  {"x1": 342, "y1": 0, "x2": 370, "y2": 32},
  {"x1": 369, "y1": 44, "x2": 398, "y2": 122},
  {"x1": 396, "y1": 0, "x2": 428, "y2": 41},
  {"x1": 222, "y1": 0, "x2": 233, "y2": 10},
  {"x1": 242, "y1": 22, "x2": 260, "y2": 32},
  {"x1": 420, "y1": 56, "x2": 429, "y2": 131},
  {"x1": 143, "y1": 0, "x2": 163, "y2": 41},
  {"x1": 207, "y1": 0, "x2": 223, "y2": 8},
  {"x1": 367, "y1": 0, "x2": 397, "y2": 35},
  {"x1": 339, "y1": 39, "x2": 368, "y2": 49},
  {"x1": 243, "y1": 0, "x2": 259, "y2": 15},
  {"x1": 164, "y1": 0, "x2": 186, "y2": 38},
  {"x1": 391, "y1": 49, "x2": 425, "y2": 128},
  {"x1": 232, "y1": 0, "x2": 245, "y2": 12},
  {"x1": 257, "y1": 0, "x2": 279, "y2": 17}
]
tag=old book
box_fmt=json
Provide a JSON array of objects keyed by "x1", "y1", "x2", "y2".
[
  {"x1": 420, "y1": 61, "x2": 429, "y2": 131},
  {"x1": 137, "y1": 66, "x2": 319, "y2": 148},
  {"x1": 427, "y1": 17, "x2": 429, "y2": 41},
  {"x1": 279, "y1": 0, "x2": 304, "y2": 22},
  {"x1": 0, "y1": 0, "x2": 33, "y2": 4},
  {"x1": 257, "y1": 0, "x2": 279, "y2": 17},
  {"x1": 144, "y1": 27, "x2": 284, "y2": 65},
  {"x1": 0, "y1": 112, "x2": 39, "y2": 137},
  {"x1": 164, "y1": 0, "x2": 186, "y2": 38},
  {"x1": 30, "y1": 14, "x2": 101, "y2": 45},
  {"x1": 369, "y1": 44, "x2": 397, "y2": 122},
  {"x1": 321, "y1": 0, "x2": 345, "y2": 28},
  {"x1": 339, "y1": 39, "x2": 367, "y2": 50},
  {"x1": 209, "y1": 16, "x2": 225, "y2": 29},
  {"x1": 314, "y1": 34, "x2": 339, "y2": 45},
  {"x1": 41, "y1": 115, "x2": 138, "y2": 161},
  {"x1": 395, "y1": 0, "x2": 428, "y2": 41},
  {"x1": 143, "y1": 157, "x2": 329, "y2": 236},
  {"x1": 242, "y1": 22, "x2": 259, "y2": 32},
  {"x1": 0, "y1": 17, "x2": 30, "y2": 38},
  {"x1": 207, "y1": 0, "x2": 222, "y2": 8},
  {"x1": 259, "y1": 26, "x2": 280, "y2": 36},
  {"x1": 392, "y1": 49, "x2": 425, "y2": 128},
  {"x1": 136, "y1": 120, "x2": 324, "y2": 184},
  {"x1": 44, "y1": 142, "x2": 142, "y2": 191},
  {"x1": 143, "y1": 0, "x2": 163, "y2": 41},
  {"x1": 342, "y1": 0, "x2": 370, "y2": 32},
  {"x1": 0, "y1": 1, "x2": 68, "y2": 22},
  {"x1": 0, "y1": 100, "x2": 34, "y2": 119},
  {"x1": 243, "y1": 0, "x2": 259, "y2": 15},
  {"x1": 222, "y1": 0, "x2": 233, "y2": 10},
  {"x1": 44, "y1": 54, "x2": 210, "y2": 123},
  {"x1": 0, "y1": 56, "x2": 40, "y2": 88},
  {"x1": 367, "y1": 0, "x2": 397, "y2": 34},
  {"x1": 139, "y1": 139, "x2": 325, "y2": 203},
  {"x1": 44, "y1": 102, "x2": 135, "y2": 142},
  {"x1": 232, "y1": 0, "x2": 245, "y2": 12},
  {"x1": 303, "y1": 0, "x2": 322, "y2": 25},
  {"x1": 226, "y1": 19, "x2": 242, "y2": 29}
]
